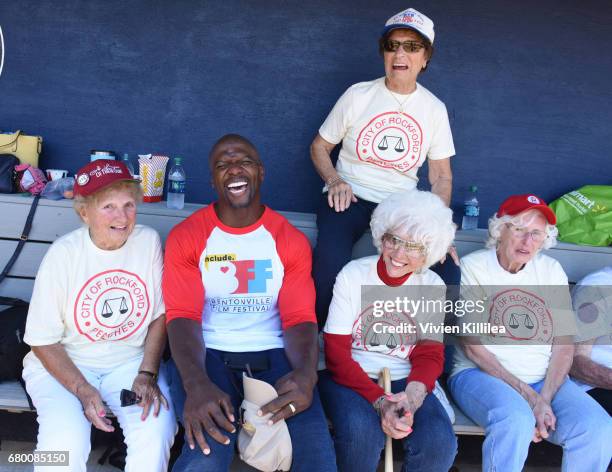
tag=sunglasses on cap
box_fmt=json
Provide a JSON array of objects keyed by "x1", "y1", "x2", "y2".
[{"x1": 383, "y1": 39, "x2": 426, "y2": 53}]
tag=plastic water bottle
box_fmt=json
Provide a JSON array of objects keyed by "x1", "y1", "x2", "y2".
[
  {"x1": 461, "y1": 185, "x2": 479, "y2": 230},
  {"x1": 122, "y1": 153, "x2": 135, "y2": 177},
  {"x1": 167, "y1": 157, "x2": 186, "y2": 210}
]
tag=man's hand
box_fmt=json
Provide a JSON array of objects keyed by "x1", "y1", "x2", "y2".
[
  {"x1": 75, "y1": 383, "x2": 114, "y2": 433},
  {"x1": 327, "y1": 179, "x2": 357, "y2": 212},
  {"x1": 379, "y1": 392, "x2": 414, "y2": 439},
  {"x1": 531, "y1": 394, "x2": 556, "y2": 442},
  {"x1": 259, "y1": 369, "x2": 316, "y2": 424},
  {"x1": 183, "y1": 381, "x2": 236, "y2": 454},
  {"x1": 131, "y1": 372, "x2": 169, "y2": 421}
]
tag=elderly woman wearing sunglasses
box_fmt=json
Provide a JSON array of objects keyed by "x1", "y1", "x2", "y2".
[
  {"x1": 319, "y1": 190, "x2": 458, "y2": 472},
  {"x1": 449, "y1": 194, "x2": 612, "y2": 472},
  {"x1": 310, "y1": 7, "x2": 457, "y2": 328}
]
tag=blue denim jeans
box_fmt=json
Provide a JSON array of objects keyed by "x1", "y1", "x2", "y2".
[
  {"x1": 168, "y1": 348, "x2": 337, "y2": 472},
  {"x1": 448, "y1": 368, "x2": 612, "y2": 472},
  {"x1": 318, "y1": 371, "x2": 457, "y2": 472},
  {"x1": 312, "y1": 193, "x2": 460, "y2": 328}
]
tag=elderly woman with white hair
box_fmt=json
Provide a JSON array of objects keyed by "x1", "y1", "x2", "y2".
[
  {"x1": 319, "y1": 189, "x2": 457, "y2": 472},
  {"x1": 23, "y1": 160, "x2": 176, "y2": 472},
  {"x1": 449, "y1": 194, "x2": 612, "y2": 472}
]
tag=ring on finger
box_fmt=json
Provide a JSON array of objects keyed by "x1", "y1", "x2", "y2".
[{"x1": 288, "y1": 402, "x2": 296, "y2": 415}]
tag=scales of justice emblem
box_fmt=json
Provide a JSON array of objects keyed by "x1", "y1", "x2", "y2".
[{"x1": 101, "y1": 296, "x2": 129, "y2": 319}]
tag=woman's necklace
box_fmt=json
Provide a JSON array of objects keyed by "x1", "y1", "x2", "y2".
[
  {"x1": 385, "y1": 80, "x2": 414, "y2": 114},
  {"x1": 387, "y1": 89, "x2": 411, "y2": 114}
]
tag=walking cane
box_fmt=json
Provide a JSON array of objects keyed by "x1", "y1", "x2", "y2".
[{"x1": 378, "y1": 367, "x2": 393, "y2": 472}]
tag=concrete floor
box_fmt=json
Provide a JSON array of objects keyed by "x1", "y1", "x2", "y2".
[{"x1": 0, "y1": 411, "x2": 569, "y2": 471}]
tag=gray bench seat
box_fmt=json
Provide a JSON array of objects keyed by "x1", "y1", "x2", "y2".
[{"x1": 2, "y1": 193, "x2": 612, "y2": 437}]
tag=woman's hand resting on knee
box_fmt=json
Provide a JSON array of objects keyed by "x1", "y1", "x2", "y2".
[
  {"x1": 132, "y1": 372, "x2": 169, "y2": 421},
  {"x1": 75, "y1": 382, "x2": 115, "y2": 432}
]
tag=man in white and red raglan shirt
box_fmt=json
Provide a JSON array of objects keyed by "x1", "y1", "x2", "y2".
[{"x1": 163, "y1": 134, "x2": 336, "y2": 472}]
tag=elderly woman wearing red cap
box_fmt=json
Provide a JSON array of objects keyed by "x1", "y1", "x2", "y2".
[
  {"x1": 22, "y1": 160, "x2": 176, "y2": 472},
  {"x1": 448, "y1": 194, "x2": 612, "y2": 471},
  {"x1": 310, "y1": 7, "x2": 457, "y2": 328}
]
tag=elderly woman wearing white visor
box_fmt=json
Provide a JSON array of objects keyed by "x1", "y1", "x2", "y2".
[{"x1": 310, "y1": 7, "x2": 458, "y2": 330}]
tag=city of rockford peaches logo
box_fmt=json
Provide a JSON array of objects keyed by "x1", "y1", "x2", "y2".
[
  {"x1": 489, "y1": 288, "x2": 552, "y2": 342},
  {"x1": 74, "y1": 269, "x2": 150, "y2": 341},
  {"x1": 356, "y1": 112, "x2": 423, "y2": 173}
]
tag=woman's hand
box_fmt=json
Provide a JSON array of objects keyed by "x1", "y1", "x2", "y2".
[
  {"x1": 75, "y1": 382, "x2": 115, "y2": 432},
  {"x1": 131, "y1": 372, "x2": 169, "y2": 421},
  {"x1": 327, "y1": 178, "x2": 357, "y2": 212},
  {"x1": 439, "y1": 245, "x2": 460, "y2": 265},
  {"x1": 531, "y1": 394, "x2": 556, "y2": 442},
  {"x1": 379, "y1": 392, "x2": 414, "y2": 439}
]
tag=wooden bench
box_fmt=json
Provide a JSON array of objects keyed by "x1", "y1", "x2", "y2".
[{"x1": 2, "y1": 193, "x2": 612, "y2": 436}]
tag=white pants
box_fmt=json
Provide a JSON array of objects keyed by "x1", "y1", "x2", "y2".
[{"x1": 23, "y1": 357, "x2": 177, "y2": 472}]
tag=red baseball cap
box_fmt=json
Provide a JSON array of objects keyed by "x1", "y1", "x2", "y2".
[
  {"x1": 497, "y1": 194, "x2": 556, "y2": 225},
  {"x1": 74, "y1": 160, "x2": 138, "y2": 197}
]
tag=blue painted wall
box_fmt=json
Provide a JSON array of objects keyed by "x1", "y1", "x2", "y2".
[{"x1": 2, "y1": 0, "x2": 611, "y2": 224}]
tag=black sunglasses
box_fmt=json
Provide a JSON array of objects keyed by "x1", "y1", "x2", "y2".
[{"x1": 383, "y1": 39, "x2": 426, "y2": 53}]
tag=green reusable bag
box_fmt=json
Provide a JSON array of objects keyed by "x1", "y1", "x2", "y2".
[{"x1": 549, "y1": 185, "x2": 612, "y2": 246}]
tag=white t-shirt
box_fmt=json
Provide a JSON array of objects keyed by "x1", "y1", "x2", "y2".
[
  {"x1": 319, "y1": 77, "x2": 455, "y2": 203},
  {"x1": 24, "y1": 225, "x2": 165, "y2": 370},
  {"x1": 451, "y1": 248, "x2": 576, "y2": 384},
  {"x1": 324, "y1": 255, "x2": 446, "y2": 380},
  {"x1": 163, "y1": 206, "x2": 316, "y2": 352},
  {"x1": 571, "y1": 267, "x2": 612, "y2": 391}
]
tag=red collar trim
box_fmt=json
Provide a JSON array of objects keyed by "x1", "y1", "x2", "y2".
[
  {"x1": 377, "y1": 256, "x2": 412, "y2": 287},
  {"x1": 207, "y1": 204, "x2": 269, "y2": 234}
]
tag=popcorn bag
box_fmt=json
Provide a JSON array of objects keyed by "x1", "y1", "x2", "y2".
[{"x1": 138, "y1": 154, "x2": 169, "y2": 202}]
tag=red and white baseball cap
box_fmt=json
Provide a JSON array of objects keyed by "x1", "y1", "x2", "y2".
[
  {"x1": 497, "y1": 194, "x2": 557, "y2": 225},
  {"x1": 74, "y1": 160, "x2": 138, "y2": 197},
  {"x1": 382, "y1": 8, "x2": 435, "y2": 45}
]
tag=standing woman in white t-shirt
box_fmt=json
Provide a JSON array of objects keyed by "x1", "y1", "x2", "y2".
[
  {"x1": 448, "y1": 194, "x2": 612, "y2": 472},
  {"x1": 22, "y1": 161, "x2": 176, "y2": 472},
  {"x1": 310, "y1": 7, "x2": 457, "y2": 328}
]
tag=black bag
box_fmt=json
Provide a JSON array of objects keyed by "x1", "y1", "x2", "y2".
[
  {"x1": 0, "y1": 155, "x2": 19, "y2": 193},
  {"x1": 0, "y1": 196, "x2": 40, "y2": 381},
  {"x1": 0, "y1": 297, "x2": 29, "y2": 380}
]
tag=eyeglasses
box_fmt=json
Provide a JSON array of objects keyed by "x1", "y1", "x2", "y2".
[
  {"x1": 383, "y1": 39, "x2": 426, "y2": 54},
  {"x1": 382, "y1": 233, "x2": 427, "y2": 257},
  {"x1": 506, "y1": 224, "x2": 549, "y2": 243}
]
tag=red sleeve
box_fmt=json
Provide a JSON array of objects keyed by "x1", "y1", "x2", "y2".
[
  {"x1": 163, "y1": 212, "x2": 207, "y2": 324},
  {"x1": 406, "y1": 340, "x2": 444, "y2": 392},
  {"x1": 324, "y1": 332, "x2": 385, "y2": 403},
  {"x1": 274, "y1": 219, "x2": 317, "y2": 330}
]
